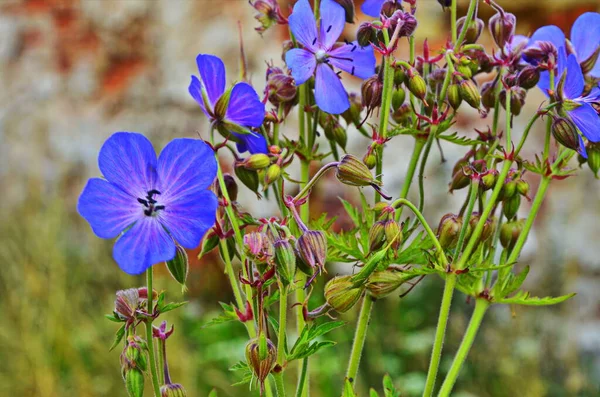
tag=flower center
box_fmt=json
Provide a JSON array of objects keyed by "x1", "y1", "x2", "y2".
[
  {"x1": 137, "y1": 189, "x2": 165, "y2": 217},
  {"x1": 315, "y1": 49, "x2": 328, "y2": 64}
]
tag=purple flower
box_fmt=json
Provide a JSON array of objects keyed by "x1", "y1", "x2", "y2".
[
  {"x1": 188, "y1": 54, "x2": 267, "y2": 154},
  {"x1": 285, "y1": 0, "x2": 376, "y2": 114},
  {"x1": 551, "y1": 51, "x2": 600, "y2": 157},
  {"x1": 78, "y1": 132, "x2": 218, "y2": 275},
  {"x1": 526, "y1": 12, "x2": 600, "y2": 78},
  {"x1": 361, "y1": 0, "x2": 388, "y2": 17}
]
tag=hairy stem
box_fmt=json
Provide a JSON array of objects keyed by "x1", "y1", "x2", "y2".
[
  {"x1": 345, "y1": 296, "x2": 374, "y2": 385},
  {"x1": 145, "y1": 268, "x2": 162, "y2": 397}
]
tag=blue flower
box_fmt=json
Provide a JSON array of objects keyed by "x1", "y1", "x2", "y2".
[
  {"x1": 360, "y1": 0, "x2": 390, "y2": 17},
  {"x1": 551, "y1": 51, "x2": 600, "y2": 157},
  {"x1": 78, "y1": 132, "x2": 218, "y2": 275},
  {"x1": 285, "y1": 0, "x2": 376, "y2": 114},
  {"x1": 189, "y1": 54, "x2": 268, "y2": 154},
  {"x1": 527, "y1": 12, "x2": 600, "y2": 78}
]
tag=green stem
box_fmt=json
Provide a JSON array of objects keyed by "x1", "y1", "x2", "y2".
[
  {"x1": 451, "y1": 0, "x2": 457, "y2": 44},
  {"x1": 295, "y1": 358, "x2": 308, "y2": 397},
  {"x1": 422, "y1": 274, "x2": 457, "y2": 397},
  {"x1": 544, "y1": 70, "x2": 555, "y2": 160},
  {"x1": 416, "y1": 132, "x2": 436, "y2": 215},
  {"x1": 438, "y1": 299, "x2": 490, "y2": 397},
  {"x1": 145, "y1": 268, "x2": 162, "y2": 397},
  {"x1": 274, "y1": 372, "x2": 287, "y2": 397},
  {"x1": 273, "y1": 104, "x2": 284, "y2": 146},
  {"x1": 277, "y1": 284, "x2": 288, "y2": 366},
  {"x1": 439, "y1": 53, "x2": 455, "y2": 103},
  {"x1": 395, "y1": 138, "x2": 426, "y2": 221},
  {"x1": 456, "y1": 0, "x2": 479, "y2": 48},
  {"x1": 345, "y1": 296, "x2": 374, "y2": 385},
  {"x1": 293, "y1": 162, "x2": 339, "y2": 202},
  {"x1": 455, "y1": 180, "x2": 479, "y2": 255}
]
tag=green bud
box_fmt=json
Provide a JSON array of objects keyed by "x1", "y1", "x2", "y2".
[
  {"x1": 384, "y1": 220, "x2": 402, "y2": 252},
  {"x1": 481, "y1": 81, "x2": 496, "y2": 109},
  {"x1": 324, "y1": 275, "x2": 365, "y2": 313},
  {"x1": 274, "y1": 239, "x2": 296, "y2": 285},
  {"x1": 458, "y1": 79, "x2": 481, "y2": 109},
  {"x1": 552, "y1": 117, "x2": 580, "y2": 151},
  {"x1": 449, "y1": 168, "x2": 470, "y2": 192},
  {"x1": 391, "y1": 89, "x2": 406, "y2": 112},
  {"x1": 263, "y1": 164, "x2": 281, "y2": 187},
  {"x1": 517, "y1": 66, "x2": 540, "y2": 90},
  {"x1": 336, "y1": 154, "x2": 380, "y2": 187},
  {"x1": 166, "y1": 245, "x2": 189, "y2": 287},
  {"x1": 407, "y1": 68, "x2": 427, "y2": 100},
  {"x1": 394, "y1": 67, "x2": 406, "y2": 86},
  {"x1": 456, "y1": 63, "x2": 473, "y2": 79},
  {"x1": 502, "y1": 179, "x2": 517, "y2": 199},
  {"x1": 243, "y1": 154, "x2": 271, "y2": 170},
  {"x1": 457, "y1": 16, "x2": 484, "y2": 44},
  {"x1": 516, "y1": 179, "x2": 530, "y2": 197},
  {"x1": 331, "y1": 125, "x2": 348, "y2": 149},
  {"x1": 245, "y1": 336, "x2": 277, "y2": 386},
  {"x1": 363, "y1": 151, "x2": 377, "y2": 170},
  {"x1": 500, "y1": 219, "x2": 524, "y2": 249},
  {"x1": 125, "y1": 368, "x2": 145, "y2": 397},
  {"x1": 437, "y1": 214, "x2": 462, "y2": 249},
  {"x1": 161, "y1": 383, "x2": 187, "y2": 397},
  {"x1": 480, "y1": 172, "x2": 497, "y2": 191},
  {"x1": 368, "y1": 220, "x2": 386, "y2": 251},
  {"x1": 587, "y1": 143, "x2": 600, "y2": 177},
  {"x1": 503, "y1": 194, "x2": 521, "y2": 220},
  {"x1": 366, "y1": 271, "x2": 407, "y2": 299},
  {"x1": 447, "y1": 83, "x2": 462, "y2": 110}
]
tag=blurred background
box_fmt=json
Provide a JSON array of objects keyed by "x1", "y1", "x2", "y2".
[{"x1": 1, "y1": 0, "x2": 600, "y2": 396}]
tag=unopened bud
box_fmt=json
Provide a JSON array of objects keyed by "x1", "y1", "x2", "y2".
[
  {"x1": 469, "y1": 214, "x2": 495, "y2": 244},
  {"x1": 369, "y1": 220, "x2": 386, "y2": 251},
  {"x1": 325, "y1": 124, "x2": 348, "y2": 149},
  {"x1": 517, "y1": 66, "x2": 540, "y2": 90},
  {"x1": 516, "y1": 179, "x2": 530, "y2": 197},
  {"x1": 245, "y1": 336, "x2": 277, "y2": 386},
  {"x1": 503, "y1": 194, "x2": 521, "y2": 220},
  {"x1": 390, "y1": 11, "x2": 417, "y2": 38},
  {"x1": 357, "y1": 22, "x2": 377, "y2": 47},
  {"x1": 500, "y1": 219, "x2": 524, "y2": 249},
  {"x1": 437, "y1": 214, "x2": 462, "y2": 249},
  {"x1": 161, "y1": 383, "x2": 187, "y2": 397},
  {"x1": 407, "y1": 68, "x2": 427, "y2": 101},
  {"x1": 394, "y1": 67, "x2": 406, "y2": 86},
  {"x1": 342, "y1": 92, "x2": 364, "y2": 126},
  {"x1": 447, "y1": 83, "x2": 462, "y2": 110},
  {"x1": 500, "y1": 87, "x2": 527, "y2": 116},
  {"x1": 481, "y1": 81, "x2": 497, "y2": 109},
  {"x1": 234, "y1": 166, "x2": 260, "y2": 195},
  {"x1": 384, "y1": 219, "x2": 403, "y2": 252},
  {"x1": 449, "y1": 167, "x2": 470, "y2": 192},
  {"x1": 502, "y1": 179, "x2": 517, "y2": 200},
  {"x1": 391, "y1": 88, "x2": 406, "y2": 112},
  {"x1": 366, "y1": 271, "x2": 411, "y2": 299},
  {"x1": 274, "y1": 239, "x2": 296, "y2": 285},
  {"x1": 218, "y1": 173, "x2": 238, "y2": 201},
  {"x1": 458, "y1": 79, "x2": 481, "y2": 109},
  {"x1": 125, "y1": 368, "x2": 145, "y2": 397},
  {"x1": 166, "y1": 245, "x2": 189, "y2": 287},
  {"x1": 457, "y1": 16, "x2": 484, "y2": 44},
  {"x1": 391, "y1": 103, "x2": 412, "y2": 124},
  {"x1": 363, "y1": 151, "x2": 377, "y2": 169},
  {"x1": 336, "y1": 154, "x2": 381, "y2": 187},
  {"x1": 361, "y1": 75, "x2": 384, "y2": 110},
  {"x1": 552, "y1": 117, "x2": 580, "y2": 151},
  {"x1": 489, "y1": 10, "x2": 516, "y2": 48},
  {"x1": 296, "y1": 230, "x2": 327, "y2": 271},
  {"x1": 324, "y1": 276, "x2": 365, "y2": 313},
  {"x1": 266, "y1": 73, "x2": 297, "y2": 105},
  {"x1": 264, "y1": 164, "x2": 281, "y2": 186},
  {"x1": 243, "y1": 154, "x2": 271, "y2": 170},
  {"x1": 480, "y1": 171, "x2": 497, "y2": 191},
  {"x1": 587, "y1": 143, "x2": 600, "y2": 177}
]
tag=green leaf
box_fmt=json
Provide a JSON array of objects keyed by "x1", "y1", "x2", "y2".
[
  {"x1": 208, "y1": 388, "x2": 218, "y2": 397},
  {"x1": 382, "y1": 373, "x2": 401, "y2": 397},
  {"x1": 438, "y1": 131, "x2": 482, "y2": 146},
  {"x1": 370, "y1": 389, "x2": 381, "y2": 397},
  {"x1": 340, "y1": 198, "x2": 362, "y2": 227},
  {"x1": 496, "y1": 265, "x2": 530, "y2": 298},
  {"x1": 201, "y1": 302, "x2": 237, "y2": 328},
  {"x1": 351, "y1": 249, "x2": 389, "y2": 286},
  {"x1": 104, "y1": 313, "x2": 123, "y2": 323},
  {"x1": 288, "y1": 320, "x2": 345, "y2": 361},
  {"x1": 496, "y1": 291, "x2": 576, "y2": 306},
  {"x1": 109, "y1": 324, "x2": 126, "y2": 352},
  {"x1": 159, "y1": 301, "x2": 188, "y2": 313},
  {"x1": 343, "y1": 380, "x2": 358, "y2": 397}
]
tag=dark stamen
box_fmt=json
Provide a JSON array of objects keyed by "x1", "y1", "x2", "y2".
[
  {"x1": 351, "y1": 44, "x2": 357, "y2": 52},
  {"x1": 137, "y1": 198, "x2": 149, "y2": 207},
  {"x1": 312, "y1": 37, "x2": 317, "y2": 45},
  {"x1": 326, "y1": 25, "x2": 332, "y2": 33},
  {"x1": 144, "y1": 209, "x2": 152, "y2": 216},
  {"x1": 351, "y1": 66, "x2": 355, "y2": 75},
  {"x1": 147, "y1": 189, "x2": 161, "y2": 197},
  {"x1": 154, "y1": 205, "x2": 165, "y2": 211},
  {"x1": 336, "y1": 71, "x2": 342, "y2": 77},
  {"x1": 344, "y1": 39, "x2": 350, "y2": 44}
]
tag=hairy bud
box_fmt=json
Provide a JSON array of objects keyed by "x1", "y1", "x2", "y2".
[
  {"x1": 266, "y1": 72, "x2": 297, "y2": 105},
  {"x1": 357, "y1": 22, "x2": 377, "y2": 47},
  {"x1": 166, "y1": 245, "x2": 189, "y2": 287},
  {"x1": 324, "y1": 276, "x2": 365, "y2": 313},
  {"x1": 361, "y1": 75, "x2": 384, "y2": 110},
  {"x1": 125, "y1": 368, "x2": 145, "y2": 397},
  {"x1": 447, "y1": 83, "x2": 462, "y2": 110},
  {"x1": 517, "y1": 66, "x2": 540, "y2": 90},
  {"x1": 242, "y1": 154, "x2": 271, "y2": 170},
  {"x1": 336, "y1": 154, "x2": 381, "y2": 187},
  {"x1": 457, "y1": 16, "x2": 484, "y2": 44},
  {"x1": 274, "y1": 239, "x2": 296, "y2": 285},
  {"x1": 296, "y1": 230, "x2": 327, "y2": 271},
  {"x1": 458, "y1": 79, "x2": 481, "y2": 109},
  {"x1": 500, "y1": 219, "x2": 524, "y2": 249},
  {"x1": 407, "y1": 68, "x2": 427, "y2": 101},
  {"x1": 263, "y1": 164, "x2": 281, "y2": 187},
  {"x1": 366, "y1": 271, "x2": 412, "y2": 299},
  {"x1": 489, "y1": 10, "x2": 516, "y2": 48},
  {"x1": 552, "y1": 117, "x2": 580, "y2": 151},
  {"x1": 437, "y1": 214, "x2": 462, "y2": 249},
  {"x1": 245, "y1": 335, "x2": 277, "y2": 388},
  {"x1": 161, "y1": 384, "x2": 187, "y2": 397}
]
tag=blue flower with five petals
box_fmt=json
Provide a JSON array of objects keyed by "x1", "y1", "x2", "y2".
[
  {"x1": 285, "y1": 0, "x2": 376, "y2": 114},
  {"x1": 78, "y1": 132, "x2": 218, "y2": 275},
  {"x1": 360, "y1": 0, "x2": 390, "y2": 17},
  {"x1": 188, "y1": 54, "x2": 268, "y2": 154}
]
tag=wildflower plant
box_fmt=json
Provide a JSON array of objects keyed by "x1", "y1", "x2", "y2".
[{"x1": 78, "y1": 0, "x2": 600, "y2": 396}]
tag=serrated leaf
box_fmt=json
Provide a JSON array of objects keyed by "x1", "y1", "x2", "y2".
[
  {"x1": 288, "y1": 320, "x2": 345, "y2": 361},
  {"x1": 229, "y1": 361, "x2": 250, "y2": 371},
  {"x1": 351, "y1": 249, "x2": 388, "y2": 286},
  {"x1": 496, "y1": 291, "x2": 576, "y2": 306},
  {"x1": 160, "y1": 301, "x2": 188, "y2": 313},
  {"x1": 109, "y1": 324, "x2": 126, "y2": 352},
  {"x1": 202, "y1": 303, "x2": 237, "y2": 328},
  {"x1": 497, "y1": 265, "x2": 530, "y2": 298},
  {"x1": 340, "y1": 198, "x2": 362, "y2": 228},
  {"x1": 438, "y1": 131, "x2": 482, "y2": 146}
]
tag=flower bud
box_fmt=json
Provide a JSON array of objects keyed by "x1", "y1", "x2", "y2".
[
  {"x1": 481, "y1": 81, "x2": 497, "y2": 109},
  {"x1": 457, "y1": 16, "x2": 484, "y2": 44},
  {"x1": 447, "y1": 83, "x2": 462, "y2": 110},
  {"x1": 296, "y1": 230, "x2": 327, "y2": 270},
  {"x1": 384, "y1": 219, "x2": 403, "y2": 252},
  {"x1": 390, "y1": 11, "x2": 417, "y2": 38},
  {"x1": 357, "y1": 22, "x2": 377, "y2": 47},
  {"x1": 517, "y1": 66, "x2": 540, "y2": 90},
  {"x1": 502, "y1": 179, "x2": 517, "y2": 200},
  {"x1": 468, "y1": 214, "x2": 495, "y2": 244},
  {"x1": 324, "y1": 276, "x2": 365, "y2": 313},
  {"x1": 587, "y1": 143, "x2": 600, "y2": 177},
  {"x1": 325, "y1": 124, "x2": 348, "y2": 149},
  {"x1": 161, "y1": 383, "x2": 187, "y2": 397},
  {"x1": 489, "y1": 10, "x2": 516, "y2": 48},
  {"x1": 394, "y1": 67, "x2": 406, "y2": 86},
  {"x1": 437, "y1": 214, "x2": 462, "y2": 249},
  {"x1": 522, "y1": 41, "x2": 558, "y2": 65},
  {"x1": 266, "y1": 72, "x2": 297, "y2": 105},
  {"x1": 242, "y1": 154, "x2": 271, "y2": 170},
  {"x1": 217, "y1": 173, "x2": 238, "y2": 201},
  {"x1": 244, "y1": 232, "x2": 273, "y2": 264},
  {"x1": 263, "y1": 164, "x2": 281, "y2": 187},
  {"x1": 458, "y1": 79, "x2": 481, "y2": 109},
  {"x1": 342, "y1": 92, "x2": 364, "y2": 126},
  {"x1": 234, "y1": 165, "x2": 260, "y2": 196},
  {"x1": 449, "y1": 167, "x2": 470, "y2": 192},
  {"x1": 361, "y1": 75, "x2": 384, "y2": 110},
  {"x1": 391, "y1": 103, "x2": 412, "y2": 124},
  {"x1": 121, "y1": 336, "x2": 148, "y2": 372},
  {"x1": 274, "y1": 239, "x2": 296, "y2": 285},
  {"x1": 552, "y1": 117, "x2": 580, "y2": 151},
  {"x1": 391, "y1": 88, "x2": 406, "y2": 112},
  {"x1": 363, "y1": 151, "x2": 377, "y2": 169},
  {"x1": 407, "y1": 68, "x2": 427, "y2": 101},
  {"x1": 480, "y1": 171, "x2": 497, "y2": 191},
  {"x1": 500, "y1": 87, "x2": 527, "y2": 116},
  {"x1": 336, "y1": 154, "x2": 381, "y2": 187},
  {"x1": 245, "y1": 336, "x2": 277, "y2": 387},
  {"x1": 369, "y1": 220, "x2": 386, "y2": 251},
  {"x1": 503, "y1": 194, "x2": 521, "y2": 220},
  {"x1": 166, "y1": 245, "x2": 189, "y2": 287},
  {"x1": 125, "y1": 368, "x2": 145, "y2": 397},
  {"x1": 251, "y1": 0, "x2": 285, "y2": 33},
  {"x1": 516, "y1": 179, "x2": 529, "y2": 197},
  {"x1": 366, "y1": 271, "x2": 408, "y2": 299},
  {"x1": 500, "y1": 219, "x2": 524, "y2": 249}
]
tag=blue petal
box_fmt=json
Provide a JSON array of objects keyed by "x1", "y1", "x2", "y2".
[
  {"x1": 315, "y1": 63, "x2": 349, "y2": 114},
  {"x1": 328, "y1": 42, "x2": 376, "y2": 79},
  {"x1": 233, "y1": 132, "x2": 269, "y2": 154},
  {"x1": 569, "y1": 103, "x2": 600, "y2": 142},
  {"x1": 537, "y1": 71, "x2": 551, "y2": 96},
  {"x1": 578, "y1": 135, "x2": 588, "y2": 159},
  {"x1": 189, "y1": 75, "x2": 211, "y2": 118},
  {"x1": 319, "y1": 0, "x2": 346, "y2": 49},
  {"x1": 529, "y1": 25, "x2": 565, "y2": 52},
  {"x1": 225, "y1": 82, "x2": 265, "y2": 128},
  {"x1": 98, "y1": 132, "x2": 158, "y2": 199},
  {"x1": 288, "y1": 0, "x2": 318, "y2": 50},
  {"x1": 78, "y1": 178, "x2": 141, "y2": 239},
  {"x1": 113, "y1": 217, "x2": 176, "y2": 275},
  {"x1": 361, "y1": 0, "x2": 386, "y2": 17},
  {"x1": 570, "y1": 12, "x2": 600, "y2": 69},
  {"x1": 160, "y1": 190, "x2": 218, "y2": 250},
  {"x1": 196, "y1": 54, "x2": 226, "y2": 106},
  {"x1": 285, "y1": 48, "x2": 316, "y2": 85},
  {"x1": 157, "y1": 138, "x2": 217, "y2": 201},
  {"x1": 564, "y1": 53, "x2": 584, "y2": 99}
]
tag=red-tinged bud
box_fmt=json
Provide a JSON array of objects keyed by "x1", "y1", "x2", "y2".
[
  {"x1": 245, "y1": 335, "x2": 277, "y2": 390},
  {"x1": 242, "y1": 154, "x2": 272, "y2": 170},
  {"x1": 215, "y1": 173, "x2": 238, "y2": 201},
  {"x1": 500, "y1": 219, "x2": 524, "y2": 249},
  {"x1": 334, "y1": 0, "x2": 355, "y2": 23},
  {"x1": 468, "y1": 214, "x2": 495, "y2": 244},
  {"x1": 369, "y1": 220, "x2": 386, "y2": 251},
  {"x1": 523, "y1": 41, "x2": 558, "y2": 65},
  {"x1": 389, "y1": 10, "x2": 417, "y2": 38},
  {"x1": 263, "y1": 164, "x2": 281, "y2": 187},
  {"x1": 296, "y1": 230, "x2": 327, "y2": 271},
  {"x1": 500, "y1": 87, "x2": 527, "y2": 116},
  {"x1": 137, "y1": 287, "x2": 157, "y2": 301},
  {"x1": 115, "y1": 288, "x2": 141, "y2": 322},
  {"x1": 503, "y1": 194, "x2": 521, "y2": 220},
  {"x1": 437, "y1": 214, "x2": 462, "y2": 249},
  {"x1": 381, "y1": 0, "x2": 403, "y2": 17},
  {"x1": 458, "y1": 79, "x2": 481, "y2": 109},
  {"x1": 489, "y1": 10, "x2": 516, "y2": 49},
  {"x1": 266, "y1": 72, "x2": 297, "y2": 105},
  {"x1": 501, "y1": 179, "x2": 517, "y2": 200},
  {"x1": 516, "y1": 179, "x2": 530, "y2": 198},
  {"x1": 121, "y1": 335, "x2": 148, "y2": 372},
  {"x1": 366, "y1": 271, "x2": 414, "y2": 299},
  {"x1": 336, "y1": 154, "x2": 381, "y2": 188},
  {"x1": 391, "y1": 88, "x2": 406, "y2": 112},
  {"x1": 517, "y1": 66, "x2": 540, "y2": 90},
  {"x1": 587, "y1": 143, "x2": 600, "y2": 177},
  {"x1": 552, "y1": 117, "x2": 580, "y2": 151},
  {"x1": 480, "y1": 170, "x2": 498, "y2": 191},
  {"x1": 251, "y1": 0, "x2": 285, "y2": 34},
  {"x1": 324, "y1": 276, "x2": 365, "y2": 313},
  {"x1": 391, "y1": 103, "x2": 412, "y2": 124},
  {"x1": 274, "y1": 239, "x2": 296, "y2": 285},
  {"x1": 244, "y1": 232, "x2": 273, "y2": 264},
  {"x1": 407, "y1": 68, "x2": 427, "y2": 101},
  {"x1": 447, "y1": 83, "x2": 462, "y2": 110},
  {"x1": 449, "y1": 167, "x2": 470, "y2": 192},
  {"x1": 361, "y1": 75, "x2": 384, "y2": 110},
  {"x1": 235, "y1": 300, "x2": 254, "y2": 323},
  {"x1": 161, "y1": 383, "x2": 187, "y2": 397},
  {"x1": 357, "y1": 22, "x2": 377, "y2": 47},
  {"x1": 481, "y1": 81, "x2": 497, "y2": 109},
  {"x1": 457, "y1": 16, "x2": 484, "y2": 44},
  {"x1": 166, "y1": 245, "x2": 189, "y2": 287},
  {"x1": 125, "y1": 368, "x2": 145, "y2": 397},
  {"x1": 384, "y1": 219, "x2": 403, "y2": 253}
]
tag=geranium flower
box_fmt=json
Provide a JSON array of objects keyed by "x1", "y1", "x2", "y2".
[
  {"x1": 360, "y1": 0, "x2": 388, "y2": 17},
  {"x1": 526, "y1": 12, "x2": 600, "y2": 78},
  {"x1": 188, "y1": 54, "x2": 267, "y2": 154},
  {"x1": 78, "y1": 132, "x2": 218, "y2": 274},
  {"x1": 551, "y1": 51, "x2": 600, "y2": 156},
  {"x1": 285, "y1": 0, "x2": 376, "y2": 114}
]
